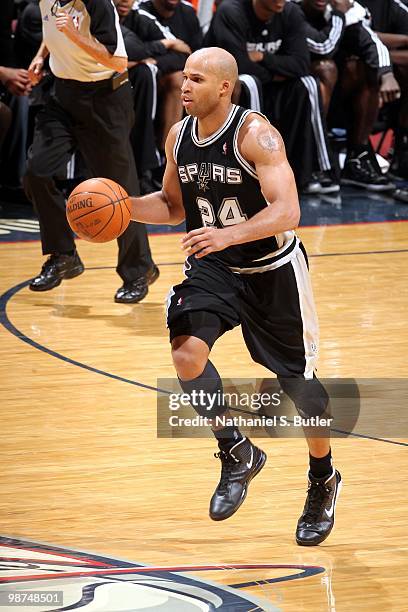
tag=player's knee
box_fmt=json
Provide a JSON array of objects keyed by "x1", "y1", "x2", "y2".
[
  {"x1": 278, "y1": 376, "x2": 329, "y2": 418},
  {"x1": 171, "y1": 341, "x2": 208, "y2": 381},
  {"x1": 172, "y1": 349, "x2": 207, "y2": 380}
]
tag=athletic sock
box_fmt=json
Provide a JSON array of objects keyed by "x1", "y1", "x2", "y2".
[
  {"x1": 309, "y1": 448, "x2": 332, "y2": 479},
  {"x1": 213, "y1": 426, "x2": 244, "y2": 453}
]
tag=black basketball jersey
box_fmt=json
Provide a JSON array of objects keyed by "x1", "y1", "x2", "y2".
[{"x1": 174, "y1": 104, "x2": 296, "y2": 271}]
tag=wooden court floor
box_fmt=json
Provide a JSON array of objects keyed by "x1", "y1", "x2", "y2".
[{"x1": 0, "y1": 221, "x2": 407, "y2": 611}]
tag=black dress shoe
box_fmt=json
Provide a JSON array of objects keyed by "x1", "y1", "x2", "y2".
[
  {"x1": 209, "y1": 438, "x2": 267, "y2": 521},
  {"x1": 29, "y1": 252, "x2": 84, "y2": 292},
  {"x1": 114, "y1": 265, "x2": 160, "y2": 304}
]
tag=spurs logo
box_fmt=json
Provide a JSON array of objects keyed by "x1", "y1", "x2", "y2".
[{"x1": 197, "y1": 163, "x2": 211, "y2": 192}]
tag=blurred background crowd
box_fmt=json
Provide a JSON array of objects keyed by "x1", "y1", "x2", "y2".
[{"x1": 1, "y1": 0, "x2": 408, "y2": 203}]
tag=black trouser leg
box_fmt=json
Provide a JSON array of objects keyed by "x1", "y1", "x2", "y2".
[
  {"x1": 129, "y1": 64, "x2": 160, "y2": 174},
  {"x1": 264, "y1": 78, "x2": 336, "y2": 187},
  {"x1": 74, "y1": 81, "x2": 153, "y2": 282},
  {"x1": 23, "y1": 97, "x2": 77, "y2": 255}
]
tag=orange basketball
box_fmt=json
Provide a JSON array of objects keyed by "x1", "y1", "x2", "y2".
[{"x1": 66, "y1": 178, "x2": 131, "y2": 243}]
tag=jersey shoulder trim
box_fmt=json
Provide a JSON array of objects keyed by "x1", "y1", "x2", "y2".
[{"x1": 173, "y1": 116, "x2": 191, "y2": 163}]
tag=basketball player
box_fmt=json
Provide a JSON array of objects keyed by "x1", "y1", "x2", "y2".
[{"x1": 130, "y1": 47, "x2": 342, "y2": 546}]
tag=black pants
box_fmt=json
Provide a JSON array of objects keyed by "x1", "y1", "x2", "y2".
[
  {"x1": 129, "y1": 64, "x2": 161, "y2": 174},
  {"x1": 24, "y1": 77, "x2": 153, "y2": 283},
  {"x1": 264, "y1": 77, "x2": 337, "y2": 187}
]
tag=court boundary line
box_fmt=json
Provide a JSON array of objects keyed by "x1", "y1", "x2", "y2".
[
  {"x1": 0, "y1": 217, "x2": 407, "y2": 246},
  {"x1": 47, "y1": 246, "x2": 408, "y2": 273},
  {"x1": 0, "y1": 272, "x2": 407, "y2": 448}
]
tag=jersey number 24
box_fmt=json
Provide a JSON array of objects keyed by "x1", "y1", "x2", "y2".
[{"x1": 197, "y1": 197, "x2": 248, "y2": 227}]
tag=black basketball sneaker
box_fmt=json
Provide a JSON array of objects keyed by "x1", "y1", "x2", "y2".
[
  {"x1": 209, "y1": 438, "x2": 266, "y2": 521},
  {"x1": 296, "y1": 469, "x2": 342, "y2": 546}
]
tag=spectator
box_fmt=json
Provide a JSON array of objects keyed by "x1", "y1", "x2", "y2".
[
  {"x1": 24, "y1": 0, "x2": 158, "y2": 304},
  {"x1": 15, "y1": 0, "x2": 43, "y2": 68},
  {"x1": 204, "y1": 0, "x2": 340, "y2": 194},
  {"x1": 138, "y1": 0, "x2": 203, "y2": 151},
  {"x1": 0, "y1": 0, "x2": 15, "y2": 68},
  {"x1": 300, "y1": 0, "x2": 399, "y2": 190},
  {"x1": 361, "y1": 0, "x2": 408, "y2": 179},
  {"x1": 0, "y1": 67, "x2": 30, "y2": 153},
  {"x1": 0, "y1": 0, "x2": 32, "y2": 199}
]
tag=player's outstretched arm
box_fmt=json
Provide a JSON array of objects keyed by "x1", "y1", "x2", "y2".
[
  {"x1": 182, "y1": 115, "x2": 300, "y2": 258},
  {"x1": 130, "y1": 123, "x2": 186, "y2": 226}
]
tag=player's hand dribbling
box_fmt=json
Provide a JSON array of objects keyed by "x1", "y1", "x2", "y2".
[{"x1": 182, "y1": 227, "x2": 233, "y2": 258}]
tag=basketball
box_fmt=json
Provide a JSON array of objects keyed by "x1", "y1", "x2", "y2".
[{"x1": 66, "y1": 178, "x2": 131, "y2": 243}]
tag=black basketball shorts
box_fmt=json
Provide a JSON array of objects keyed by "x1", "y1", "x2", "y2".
[{"x1": 166, "y1": 243, "x2": 319, "y2": 378}]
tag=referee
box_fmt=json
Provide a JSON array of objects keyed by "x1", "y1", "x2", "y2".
[{"x1": 24, "y1": 0, "x2": 158, "y2": 303}]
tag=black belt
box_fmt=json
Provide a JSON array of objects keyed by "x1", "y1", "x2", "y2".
[{"x1": 55, "y1": 70, "x2": 129, "y2": 91}]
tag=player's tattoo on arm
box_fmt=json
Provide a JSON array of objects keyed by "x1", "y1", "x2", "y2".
[{"x1": 256, "y1": 127, "x2": 283, "y2": 153}]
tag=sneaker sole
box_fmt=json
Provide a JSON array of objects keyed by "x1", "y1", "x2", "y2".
[
  {"x1": 210, "y1": 451, "x2": 267, "y2": 521},
  {"x1": 340, "y1": 178, "x2": 395, "y2": 192},
  {"x1": 296, "y1": 475, "x2": 343, "y2": 546}
]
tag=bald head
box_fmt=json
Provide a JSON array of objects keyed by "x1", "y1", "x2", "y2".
[
  {"x1": 181, "y1": 47, "x2": 239, "y2": 118},
  {"x1": 186, "y1": 47, "x2": 238, "y2": 88}
]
